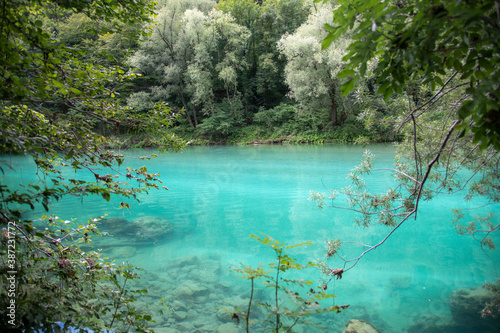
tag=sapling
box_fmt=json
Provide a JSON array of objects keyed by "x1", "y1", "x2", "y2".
[{"x1": 232, "y1": 234, "x2": 348, "y2": 332}]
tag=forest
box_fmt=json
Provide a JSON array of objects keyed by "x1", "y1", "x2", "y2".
[
  {"x1": 0, "y1": 0, "x2": 499, "y2": 332},
  {"x1": 13, "y1": 0, "x2": 396, "y2": 145}
]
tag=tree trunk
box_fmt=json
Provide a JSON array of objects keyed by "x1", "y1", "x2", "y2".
[
  {"x1": 177, "y1": 83, "x2": 197, "y2": 128},
  {"x1": 185, "y1": 109, "x2": 194, "y2": 127},
  {"x1": 329, "y1": 81, "x2": 339, "y2": 125},
  {"x1": 192, "y1": 106, "x2": 198, "y2": 127}
]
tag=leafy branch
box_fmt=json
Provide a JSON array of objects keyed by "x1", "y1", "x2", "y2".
[{"x1": 232, "y1": 234, "x2": 348, "y2": 332}]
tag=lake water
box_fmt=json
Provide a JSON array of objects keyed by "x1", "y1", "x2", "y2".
[{"x1": 6, "y1": 144, "x2": 500, "y2": 332}]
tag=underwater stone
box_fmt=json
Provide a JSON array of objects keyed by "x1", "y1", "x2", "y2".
[
  {"x1": 130, "y1": 215, "x2": 174, "y2": 240},
  {"x1": 219, "y1": 279, "x2": 235, "y2": 291},
  {"x1": 169, "y1": 255, "x2": 201, "y2": 267},
  {"x1": 449, "y1": 286, "x2": 500, "y2": 331},
  {"x1": 407, "y1": 315, "x2": 459, "y2": 333},
  {"x1": 100, "y1": 217, "x2": 128, "y2": 224},
  {"x1": 195, "y1": 295, "x2": 209, "y2": 303},
  {"x1": 199, "y1": 323, "x2": 219, "y2": 332},
  {"x1": 173, "y1": 284, "x2": 193, "y2": 298},
  {"x1": 173, "y1": 310, "x2": 188, "y2": 320},
  {"x1": 187, "y1": 309, "x2": 199, "y2": 319},
  {"x1": 174, "y1": 322, "x2": 196, "y2": 332},
  {"x1": 216, "y1": 306, "x2": 235, "y2": 323},
  {"x1": 217, "y1": 322, "x2": 239, "y2": 333},
  {"x1": 225, "y1": 295, "x2": 248, "y2": 309},
  {"x1": 153, "y1": 328, "x2": 178, "y2": 333},
  {"x1": 199, "y1": 259, "x2": 221, "y2": 283},
  {"x1": 101, "y1": 215, "x2": 173, "y2": 242},
  {"x1": 173, "y1": 280, "x2": 209, "y2": 298},
  {"x1": 152, "y1": 314, "x2": 165, "y2": 326},
  {"x1": 108, "y1": 245, "x2": 136, "y2": 258},
  {"x1": 172, "y1": 300, "x2": 188, "y2": 311},
  {"x1": 388, "y1": 274, "x2": 412, "y2": 290},
  {"x1": 343, "y1": 319, "x2": 380, "y2": 333},
  {"x1": 192, "y1": 315, "x2": 211, "y2": 328}
]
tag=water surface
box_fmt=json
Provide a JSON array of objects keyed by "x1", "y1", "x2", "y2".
[{"x1": 7, "y1": 144, "x2": 499, "y2": 332}]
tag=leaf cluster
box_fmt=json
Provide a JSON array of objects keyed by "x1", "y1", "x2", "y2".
[
  {"x1": 0, "y1": 216, "x2": 154, "y2": 332},
  {"x1": 323, "y1": 0, "x2": 500, "y2": 150},
  {"x1": 232, "y1": 234, "x2": 347, "y2": 332}
]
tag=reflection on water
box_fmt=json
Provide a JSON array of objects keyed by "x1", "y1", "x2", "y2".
[{"x1": 6, "y1": 144, "x2": 500, "y2": 332}]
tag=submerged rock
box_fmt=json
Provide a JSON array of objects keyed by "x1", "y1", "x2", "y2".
[
  {"x1": 449, "y1": 286, "x2": 500, "y2": 331},
  {"x1": 174, "y1": 321, "x2": 196, "y2": 332},
  {"x1": 108, "y1": 245, "x2": 136, "y2": 258},
  {"x1": 153, "y1": 328, "x2": 178, "y2": 333},
  {"x1": 173, "y1": 310, "x2": 188, "y2": 320},
  {"x1": 216, "y1": 306, "x2": 236, "y2": 323},
  {"x1": 168, "y1": 255, "x2": 201, "y2": 267},
  {"x1": 343, "y1": 319, "x2": 380, "y2": 333},
  {"x1": 407, "y1": 315, "x2": 460, "y2": 333},
  {"x1": 217, "y1": 322, "x2": 239, "y2": 333},
  {"x1": 131, "y1": 215, "x2": 174, "y2": 240},
  {"x1": 101, "y1": 215, "x2": 173, "y2": 242},
  {"x1": 173, "y1": 280, "x2": 210, "y2": 298}
]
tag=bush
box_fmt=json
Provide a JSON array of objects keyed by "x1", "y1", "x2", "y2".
[
  {"x1": 195, "y1": 101, "x2": 244, "y2": 141},
  {"x1": 253, "y1": 103, "x2": 297, "y2": 128}
]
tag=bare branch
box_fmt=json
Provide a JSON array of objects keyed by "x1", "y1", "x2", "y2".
[
  {"x1": 414, "y1": 120, "x2": 460, "y2": 213},
  {"x1": 343, "y1": 209, "x2": 416, "y2": 272}
]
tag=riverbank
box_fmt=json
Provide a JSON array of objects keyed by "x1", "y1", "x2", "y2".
[{"x1": 106, "y1": 124, "x2": 396, "y2": 149}]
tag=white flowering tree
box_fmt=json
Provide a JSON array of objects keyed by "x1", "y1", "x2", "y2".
[
  {"x1": 277, "y1": 3, "x2": 352, "y2": 126},
  {"x1": 128, "y1": 0, "x2": 250, "y2": 134}
]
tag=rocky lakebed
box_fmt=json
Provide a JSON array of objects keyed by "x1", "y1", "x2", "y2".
[{"x1": 85, "y1": 216, "x2": 499, "y2": 332}]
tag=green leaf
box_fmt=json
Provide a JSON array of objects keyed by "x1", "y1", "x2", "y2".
[
  {"x1": 101, "y1": 191, "x2": 111, "y2": 201},
  {"x1": 52, "y1": 80, "x2": 64, "y2": 88},
  {"x1": 458, "y1": 101, "x2": 474, "y2": 119},
  {"x1": 341, "y1": 76, "x2": 359, "y2": 96},
  {"x1": 337, "y1": 69, "x2": 356, "y2": 79},
  {"x1": 479, "y1": 58, "x2": 494, "y2": 73},
  {"x1": 324, "y1": 23, "x2": 336, "y2": 32},
  {"x1": 322, "y1": 33, "x2": 336, "y2": 50},
  {"x1": 382, "y1": 86, "x2": 394, "y2": 101}
]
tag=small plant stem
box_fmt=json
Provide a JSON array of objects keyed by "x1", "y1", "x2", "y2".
[
  {"x1": 275, "y1": 252, "x2": 281, "y2": 332},
  {"x1": 109, "y1": 274, "x2": 129, "y2": 330},
  {"x1": 246, "y1": 277, "x2": 254, "y2": 333},
  {"x1": 287, "y1": 317, "x2": 300, "y2": 333}
]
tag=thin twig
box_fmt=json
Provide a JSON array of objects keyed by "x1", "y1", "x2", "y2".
[
  {"x1": 343, "y1": 209, "x2": 416, "y2": 272},
  {"x1": 414, "y1": 120, "x2": 460, "y2": 213}
]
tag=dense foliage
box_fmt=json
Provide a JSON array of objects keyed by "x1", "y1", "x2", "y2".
[
  {"x1": 127, "y1": 0, "x2": 383, "y2": 143},
  {"x1": 0, "y1": 0, "x2": 183, "y2": 331},
  {"x1": 323, "y1": 0, "x2": 500, "y2": 150}
]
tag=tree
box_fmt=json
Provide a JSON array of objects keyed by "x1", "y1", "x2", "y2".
[
  {"x1": 213, "y1": 9, "x2": 251, "y2": 121},
  {"x1": 218, "y1": 0, "x2": 309, "y2": 112},
  {"x1": 129, "y1": 0, "x2": 252, "y2": 139},
  {"x1": 0, "y1": 0, "x2": 183, "y2": 331},
  {"x1": 313, "y1": 0, "x2": 499, "y2": 274},
  {"x1": 127, "y1": 0, "x2": 216, "y2": 128},
  {"x1": 277, "y1": 3, "x2": 353, "y2": 126}
]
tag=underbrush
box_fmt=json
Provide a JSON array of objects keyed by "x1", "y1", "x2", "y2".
[{"x1": 106, "y1": 107, "x2": 393, "y2": 147}]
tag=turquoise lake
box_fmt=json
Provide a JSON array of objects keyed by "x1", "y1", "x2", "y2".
[{"x1": 7, "y1": 144, "x2": 500, "y2": 332}]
